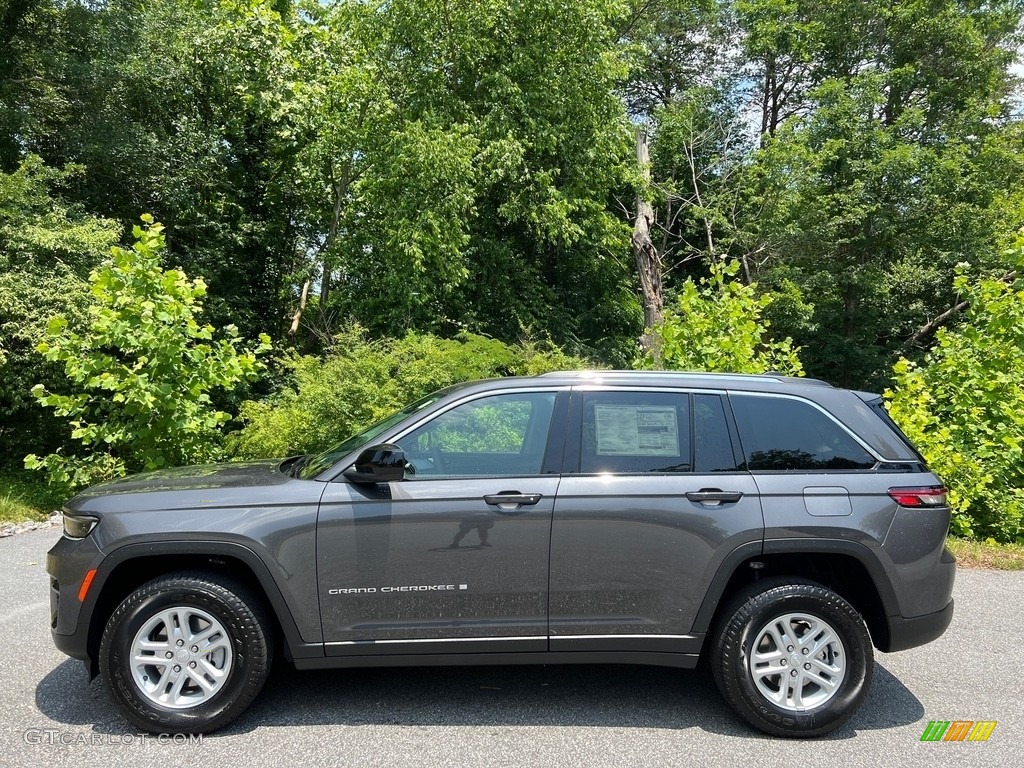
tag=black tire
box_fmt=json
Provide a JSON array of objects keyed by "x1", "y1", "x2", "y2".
[
  {"x1": 711, "y1": 578, "x2": 874, "y2": 738},
  {"x1": 99, "y1": 573, "x2": 273, "y2": 734}
]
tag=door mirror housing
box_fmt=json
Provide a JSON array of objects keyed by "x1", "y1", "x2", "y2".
[{"x1": 343, "y1": 444, "x2": 407, "y2": 484}]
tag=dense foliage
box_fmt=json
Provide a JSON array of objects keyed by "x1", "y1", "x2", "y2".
[
  {"x1": 887, "y1": 257, "x2": 1024, "y2": 542},
  {"x1": 645, "y1": 260, "x2": 804, "y2": 375},
  {"x1": 25, "y1": 218, "x2": 270, "y2": 488},
  {"x1": 232, "y1": 328, "x2": 589, "y2": 459},
  {"x1": 0, "y1": 157, "x2": 120, "y2": 464},
  {"x1": 2, "y1": 0, "x2": 1023, "y2": 538}
]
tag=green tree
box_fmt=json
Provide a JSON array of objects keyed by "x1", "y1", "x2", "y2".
[
  {"x1": 0, "y1": 0, "x2": 102, "y2": 170},
  {"x1": 3, "y1": 0, "x2": 307, "y2": 339},
  {"x1": 620, "y1": 0, "x2": 730, "y2": 118},
  {"x1": 25, "y1": 216, "x2": 271, "y2": 488},
  {"x1": 5, "y1": 0, "x2": 642, "y2": 362},
  {"x1": 284, "y1": 0, "x2": 639, "y2": 360},
  {"x1": 734, "y1": 0, "x2": 1023, "y2": 387},
  {"x1": 644, "y1": 259, "x2": 803, "y2": 375},
  {"x1": 886, "y1": 257, "x2": 1024, "y2": 543},
  {"x1": 0, "y1": 156, "x2": 120, "y2": 465},
  {"x1": 624, "y1": 0, "x2": 1023, "y2": 388},
  {"x1": 747, "y1": 74, "x2": 1024, "y2": 387}
]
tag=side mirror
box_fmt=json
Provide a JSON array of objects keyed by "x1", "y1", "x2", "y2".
[{"x1": 343, "y1": 443, "x2": 407, "y2": 484}]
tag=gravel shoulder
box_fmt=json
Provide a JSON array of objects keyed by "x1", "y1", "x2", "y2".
[{"x1": 0, "y1": 512, "x2": 60, "y2": 539}]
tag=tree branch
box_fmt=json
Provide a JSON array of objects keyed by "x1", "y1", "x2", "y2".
[{"x1": 904, "y1": 270, "x2": 1017, "y2": 349}]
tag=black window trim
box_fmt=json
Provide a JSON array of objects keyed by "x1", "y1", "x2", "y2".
[{"x1": 694, "y1": 391, "x2": 746, "y2": 474}]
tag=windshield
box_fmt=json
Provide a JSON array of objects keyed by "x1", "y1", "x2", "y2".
[{"x1": 297, "y1": 390, "x2": 449, "y2": 479}]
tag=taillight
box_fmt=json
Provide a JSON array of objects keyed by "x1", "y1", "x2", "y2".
[{"x1": 887, "y1": 486, "x2": 948, "y2": 507}]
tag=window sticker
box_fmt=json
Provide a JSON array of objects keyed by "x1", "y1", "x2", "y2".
[{"x1": 594, "y1": 404, "x2": 679, "y2": 456}]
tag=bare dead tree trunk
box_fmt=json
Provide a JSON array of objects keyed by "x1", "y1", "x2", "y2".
[
  {"x1": 739, "y1": 253, "x2": 752, "y2": 284},
  {"x1": 288, "y1": 279, "x2": 311, "y2": 336},
  {"x1": 683, "y1": 130, "x2": 714, "y2": 258},
  {"x1": 320, "y1": 158, "x2": 350, "y2": 306},
  {"x1": 632, "y1": 126, "x2": 664, "y2": 364},
  {"x1": 760, "y1": 56, "x2": 773, "y2": 138}
]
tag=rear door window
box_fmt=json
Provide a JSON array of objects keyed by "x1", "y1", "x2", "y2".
[{"x1": 581, "y1": 391, "x2": 691, "y2": 473}]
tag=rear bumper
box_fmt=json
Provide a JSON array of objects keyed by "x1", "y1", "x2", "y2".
[{"x1": 884, "y1": 599, "x2": 954, "y2": 652}]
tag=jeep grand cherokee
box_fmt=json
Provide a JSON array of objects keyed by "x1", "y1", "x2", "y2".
[{"x1": 47, "y1": 371, "x2": 954, "y2": 737}]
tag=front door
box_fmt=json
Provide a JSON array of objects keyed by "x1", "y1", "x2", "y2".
[{"x1": 317, "y1": 389, "x2": 565, "y2": 655}]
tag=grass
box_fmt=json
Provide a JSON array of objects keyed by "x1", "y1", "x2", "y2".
[
  {"x1": 946, "y1": 536, "x2": 1024, "y2": 571},
  {"x1": 0, "y1": 469, "x2": 66, "y2": 524}
]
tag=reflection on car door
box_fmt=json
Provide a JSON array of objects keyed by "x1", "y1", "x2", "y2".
[{"x1": 316, "y1": 390, "x2": 566, "y2": 656}]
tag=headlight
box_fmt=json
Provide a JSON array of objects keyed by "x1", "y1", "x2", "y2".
[{"x1": 62, "y1": 512, "x2": 99, "y2": 539}]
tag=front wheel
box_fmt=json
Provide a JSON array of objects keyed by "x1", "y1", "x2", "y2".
[
  {"x1": 711, "y1": 578, "x2": 874, "y2": 737},
  {"x1": 99, "y1": 573, "x2": 273, "y2": 734}
]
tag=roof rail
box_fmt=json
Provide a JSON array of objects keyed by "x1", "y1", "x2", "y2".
[{"x1": 536, "y1": 370, "x2": 831, "y2": 386}]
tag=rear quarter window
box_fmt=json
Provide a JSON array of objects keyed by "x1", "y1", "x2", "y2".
[{"x1": 729, "y1": 394, "x2": 877, "y2": 471}]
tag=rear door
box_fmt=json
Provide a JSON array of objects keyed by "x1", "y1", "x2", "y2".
[{"x1": 548, "y1": 388, "x2": 764, "y2": 653}]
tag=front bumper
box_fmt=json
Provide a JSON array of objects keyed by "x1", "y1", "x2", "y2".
[
  {"x1": 52, "y1": 624, "x2": 91, "y2": 660},
  {"x1": 47, "y1": 533, "x2": 104, "y2": 663},
  {"x1": 884, "y1": 599, "x2": 954, "y2": 652}
]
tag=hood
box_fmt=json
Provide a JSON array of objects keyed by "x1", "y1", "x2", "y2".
[{"x1": 66, "y1": 459, "x2": 294, "y2": 508}]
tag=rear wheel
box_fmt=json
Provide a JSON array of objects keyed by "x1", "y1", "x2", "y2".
[
  {"x1": 99, "y1": 573, "x2": 272, "y2": 734},
  {"x1": 711, "y1": 578, "x2": 873, "y2": 737}
]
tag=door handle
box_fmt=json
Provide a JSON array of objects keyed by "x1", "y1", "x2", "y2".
[
  {"x1": 685, "y1": 489, "x2": 743, "y2": 506},
  {"x1": 483, "y1": 492, "x2": 543, "y2": 513}
]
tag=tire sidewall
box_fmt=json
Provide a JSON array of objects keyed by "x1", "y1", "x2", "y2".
[
  {"x1": 101, "y1": 579, "x2": 266, "y2": 733},
  {"x1": 718, "y1": 585, "x2": 873, "y2": 736}
]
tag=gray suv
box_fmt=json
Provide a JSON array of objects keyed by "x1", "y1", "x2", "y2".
[{"x1": 47, "y1": 371, "x2": 954, "y2": 737}]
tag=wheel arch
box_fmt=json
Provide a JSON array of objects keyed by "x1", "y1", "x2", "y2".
[
  {"x1": 693, "y1": 539, "x2": 899, "y2": 652},
  {"x1": 83, "y1": 541, "x2": 319, "y2": 677}
]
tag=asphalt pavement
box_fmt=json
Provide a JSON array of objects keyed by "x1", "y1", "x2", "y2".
[{"x1": 1, "y1": 526, "x2": 1020, "y2": 768}]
